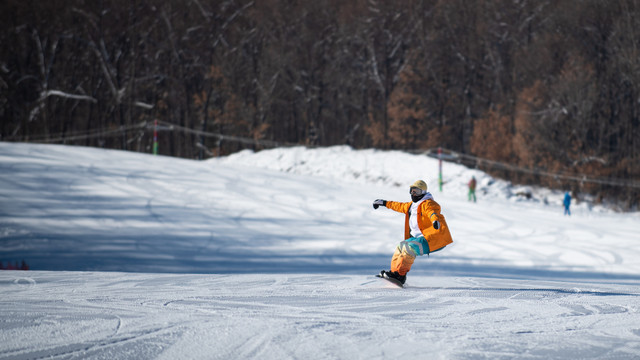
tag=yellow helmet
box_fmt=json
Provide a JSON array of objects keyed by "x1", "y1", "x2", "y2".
[{"x1": 410, "y1": 180, "x2": 427, "y2": 193}]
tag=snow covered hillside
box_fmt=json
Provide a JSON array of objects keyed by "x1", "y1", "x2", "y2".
[{"x1": 1, "y1": 142, "x2": 640, "y2": 359}]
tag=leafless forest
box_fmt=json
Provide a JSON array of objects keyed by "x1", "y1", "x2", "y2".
[{"x1": 1, "y1": 0, "x2": 639, "y2": 209}]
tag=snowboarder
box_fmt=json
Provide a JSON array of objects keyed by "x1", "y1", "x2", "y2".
[
  {"x1": 563, "y1": 191, "x2": 571, "y2": 216},
  {"x1": 372, "y1": 180, "x2": 453, "y2": 285},
  {"x1": 468, "y1": 176, "x2": 477, "y2": 202}
]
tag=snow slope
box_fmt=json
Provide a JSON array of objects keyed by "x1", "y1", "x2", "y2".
[{"x1": 1, "y1": 142, "x2": 640, "y2": 359}]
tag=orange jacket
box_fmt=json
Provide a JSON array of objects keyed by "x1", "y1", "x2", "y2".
[{"x1": 386, "y1": 199, "x2": 453, "y2": 253}]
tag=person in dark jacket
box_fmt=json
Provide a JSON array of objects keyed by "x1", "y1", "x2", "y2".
[
  {"x1": 468, "y1": 176, "x2": 477, "y2": 202},
  {"x1": 563, "y1": 191, "x2": 571, "y2": 216}
]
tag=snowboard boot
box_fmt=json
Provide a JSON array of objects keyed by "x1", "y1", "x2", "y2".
[{"x1": 382, "y1": 270, "x2": 406, "y2": 285}]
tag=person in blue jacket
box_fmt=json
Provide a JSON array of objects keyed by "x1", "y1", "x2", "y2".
[{"x1": 563, "y1": 191, "x2": 571, "y2": 216}]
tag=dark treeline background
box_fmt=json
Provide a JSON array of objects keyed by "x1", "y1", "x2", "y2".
[{"x1": 1, "y1": 0, "x2": 639, "y2": 209}]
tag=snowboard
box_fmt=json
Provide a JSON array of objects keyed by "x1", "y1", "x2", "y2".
[{"x1": 375, "y1": 271, "x2": 404, "y2": 287}]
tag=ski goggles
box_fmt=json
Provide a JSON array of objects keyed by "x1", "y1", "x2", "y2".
[{"x1": 410, "y1": 187, "x2": 425, "y2": 196}]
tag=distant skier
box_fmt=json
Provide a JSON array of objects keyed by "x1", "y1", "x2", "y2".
[
  {"x1": 372, "y1": 180, "x2": 453, "y2": 285},
  {"x1": 468, "y1": 176, "x2": 477, "y2": 203},
  {"x1": 563, "y1": 191, "x2": 572, "y2": 216}
]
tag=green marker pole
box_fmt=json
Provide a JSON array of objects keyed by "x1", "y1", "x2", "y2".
[
  {"x1": 153, "y1": 119, "x2": 158, "y2": 155},
  {"x1": 438, "y1": 147, "x2": 443, "y2": 192}
]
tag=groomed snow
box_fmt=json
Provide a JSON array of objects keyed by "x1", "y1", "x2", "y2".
[{"x1": 1, "y1": 142, "x2": 640, "y2": 359}]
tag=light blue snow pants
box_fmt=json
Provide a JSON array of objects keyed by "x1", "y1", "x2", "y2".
[
  {"x1": 397, "y1": 236, "x2": 446, "y2": 257},
  {"x1": 397, "y1": 236, "x2": 430, "y2": 257}
]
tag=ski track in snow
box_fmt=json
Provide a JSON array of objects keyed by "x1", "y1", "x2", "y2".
[
  {"x1": 2, "y1": 143, "x2": 640, "y2": 359},
  {"x1": 2, "y1": 273, "x2": 640, "y2": 359}
]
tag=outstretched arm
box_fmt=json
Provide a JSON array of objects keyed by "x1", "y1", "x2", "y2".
[
  {"x1": 384, "y1": 200, "x2": 411, "y2": 214},
  {"x1": 372, "y1": 199, "x2": 411, "y2": 214}
]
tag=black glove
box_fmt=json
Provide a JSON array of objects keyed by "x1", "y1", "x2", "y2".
[
  {"x1": 433, "y1": 220, "x2": 440, "y2": 230},
  {"x1": 373, "y1": 199, "x2": 387, "y2": 209}
]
